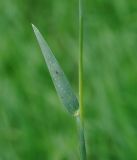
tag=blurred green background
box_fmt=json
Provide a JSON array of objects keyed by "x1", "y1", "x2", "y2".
[{"x1": 0, "y1": 0, "x2": 137, "y2": 159}]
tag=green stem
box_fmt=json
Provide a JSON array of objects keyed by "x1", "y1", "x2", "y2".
[
  {"x1": 76, "y1": 115, "x2": 87, "y2": 160},
  {"x1": 78, "y1": 0, "x2": 87, "y2": 160},
  {"x1": 79, "y1": 0, "x2": 83, "y2": 122}
]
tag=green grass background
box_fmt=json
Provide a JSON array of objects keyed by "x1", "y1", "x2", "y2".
[{"x1": 0, "y1": 0, "x2": 137, "y2": 159}]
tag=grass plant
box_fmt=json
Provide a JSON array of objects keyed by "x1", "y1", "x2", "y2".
[
  {"x1": 32, "y1": 0, "x2": 87, "y2": 159},
  {"x1": 0, "y1": 0, "x2": 136, "y2": 159}
]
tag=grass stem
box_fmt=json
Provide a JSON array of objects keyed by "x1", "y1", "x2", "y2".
[
  {"x1": 78, "y1": 0, "x2": 87, "y2": 160},
  {"x1": 76, "y1": 115, "x2": 87, "y2": 160},
  {"x1": 79, "y1": 0, "x2": 84, "y2": 122}
]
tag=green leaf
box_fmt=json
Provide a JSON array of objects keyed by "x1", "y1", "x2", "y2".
[{"x1": 32, "y1": 24, "x2": 79, "y2": 116}]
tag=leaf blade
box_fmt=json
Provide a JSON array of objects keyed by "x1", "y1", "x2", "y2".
[{"x1": 32, "y1": 24, "x2": 79, "y2": 115}]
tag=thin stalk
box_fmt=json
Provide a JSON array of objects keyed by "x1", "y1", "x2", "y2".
[
  {"x1": 78, "y1": 0, "x2": 87, "y2": 160},
  {"x1": 79, "y1": 0, "x2": 83, "y2": 121},
  {"x1": 76, "y1": 115, "x2": 87, "y2": 160}
]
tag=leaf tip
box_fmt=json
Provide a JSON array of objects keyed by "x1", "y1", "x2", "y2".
[
  {"x1": 31, "y1": 23, "x2": 38, "y2": 34},
  {"x1": 31, "y1": 23, "x2": 36, "y2": 31}
]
